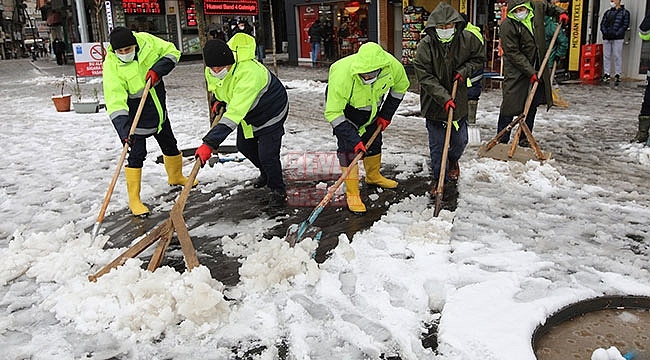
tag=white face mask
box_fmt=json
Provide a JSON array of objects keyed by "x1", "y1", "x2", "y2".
[
  {"x1": 238, "y1": 25, "x2": 245, "y2": 30},
  {"x1": 210, "y1": 67, "x2": 229, "y2": 80},
  {"x1": 436, "y1": 28, "x2": 455, "y2": 40},
  {"x1": 116, "y1": 50, "x2": 135, "y2": 63},
  {"x1": 361, "y1": 76, "x2": 378, "y2": 85},
  {"x1": 359, "y1": 69, "x2": 381, "y2": 85},
  {"x1": 515, "y1": 10, "x2": 529, "y2": 21},
  {"x1": 610, "y1": 2, "x2": 616, "y2": 7}
]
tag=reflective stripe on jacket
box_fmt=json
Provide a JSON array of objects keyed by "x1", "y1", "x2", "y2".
[
  {"x1": 324, "y1": 42, "x2": 410, "y2": 135},
  {"x1": 103, "y1": 32, "x2": 180, "y2": 134},
  {"x1": 203, "y1": 33, "x2": 288, "y2": 145}
]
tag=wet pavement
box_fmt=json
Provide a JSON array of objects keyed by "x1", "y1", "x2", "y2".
[{"x1": 93, "y1": 166, "x2": 447, "y2": 286}]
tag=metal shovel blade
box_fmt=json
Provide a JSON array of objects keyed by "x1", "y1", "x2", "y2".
[
  {"x1": 467, "y1": 125, "x2": 481, "y2": 146},
  {"x1": 433, "y1": 191, "x2": 443, "y2": 217},
  {"x1": 285, "y1": 222, "x2": 323, "y2": 247}
]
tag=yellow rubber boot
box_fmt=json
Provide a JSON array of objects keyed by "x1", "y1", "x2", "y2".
[
  {"x1": 163, "y1": 154, "x2": 198, "y2": 186},
  {"x1": 363, "y1": 154, "x2": 397, "y2": 189},
  {"x1": 342, "y1": 165, "x2": 366, "y2": 213},
  {"x1": 124, "y1": 167, "x2": 150, "y2": 216}
]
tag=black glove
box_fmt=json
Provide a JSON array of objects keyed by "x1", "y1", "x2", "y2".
[{"x1": 111, "y1": 114, "x2": 131, "y2": 143}]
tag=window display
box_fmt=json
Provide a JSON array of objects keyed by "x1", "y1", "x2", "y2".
[{"x1": 401, "y1": 6, "x2": 427, "y2": 65}]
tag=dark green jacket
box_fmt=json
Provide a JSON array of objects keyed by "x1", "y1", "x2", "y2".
[
  {"x1": 499, "y1": 0, "x2": 566, "y2": 116},
  {"x1": 413, "y1": 2, "x2": 485, "y2": 123},
  {"x1": 545, "y1": 15, "x2": 568, "y2": 69}
]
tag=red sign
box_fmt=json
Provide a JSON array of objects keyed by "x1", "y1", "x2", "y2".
[
  {"x1": 73, "y1": 42, "x2": 109, "y2": 77},
  {"x1": 298, "y1": 5, "x2": 319, "y2": 59},
  {"x1": 122, "y1": 0, "x2": 163, "y2": 14},
  {"x1": 204, "y1": 0, "x2": 258, "y2": 15}
]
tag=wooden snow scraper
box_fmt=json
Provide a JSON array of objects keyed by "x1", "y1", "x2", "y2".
[{"x1": 478, "y1": 25, "x2": 563, "y2": 163}]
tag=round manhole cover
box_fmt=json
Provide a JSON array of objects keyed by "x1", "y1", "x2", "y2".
[{"x1": 533, "y1": 296, "x2": 650, "y2": 360}]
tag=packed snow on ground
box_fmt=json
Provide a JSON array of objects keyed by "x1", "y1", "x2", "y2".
[{"x1": 2, "y1": 60, "x2": 650, "y2": 359}]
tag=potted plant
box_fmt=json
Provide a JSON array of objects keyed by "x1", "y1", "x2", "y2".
[
  {"x1": 72, "y1": 83, "x2": 100, "y2": 114},
  {"x1": 51, "y1": 75, "x2": 74, "y2": 112}
]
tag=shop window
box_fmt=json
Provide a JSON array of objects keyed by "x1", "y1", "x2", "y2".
[
  {"x1": 401, "y1": 6, "x2": 427, "y2": 65},
  {"x1": 336, "y1": 3, "x2": 369, "y2": 58},
  {"x1": 186, "y1": 1, "x2": 196, "y2": 27}
]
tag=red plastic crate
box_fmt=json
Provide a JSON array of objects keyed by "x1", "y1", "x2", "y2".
[{"x1": 580, "y1": 44, "x2": 603, "y2": 82}]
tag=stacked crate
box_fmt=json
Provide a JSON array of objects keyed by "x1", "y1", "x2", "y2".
[{"x1": 579, "y1": 44, "x2": 602, "y2": 83}]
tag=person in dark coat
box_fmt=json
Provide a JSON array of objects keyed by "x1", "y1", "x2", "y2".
[
  {"x1": 53, "y1": 38, "x2": 65, "y2": 65},
  {"x1": 308, "y1": 19, "x2": 323, "y2": 67},
  {"x1": 413, "y1": 2, "x2": 485, "y2": 187},
  {"x1": 237, "y1": 19, "x2": 254, "y2": 36},
  {"x1": 227, "y1": 19, "x2": 239, "y2": 40},
  {"x1": 208, "y1": 23, "x2": 226, "y2": 41},
  {"x1": 322, "y1": 21, "x2": 335, "y2": 60},
  {"x1": 600, "y1": 0, "x2": 630, "y2": 84},
  {"x1": 633, "y1": 8, "x2": 650, "y2": 144},
  {"x1": 496, "y1": 0, "x2": 567, "y2": 146},
  {"x1": 254, "y1": 21, "x2": 265, "y2": 62}
]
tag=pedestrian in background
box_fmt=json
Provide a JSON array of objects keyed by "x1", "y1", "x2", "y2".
[
  {"x1": 600, "y1": 0, "x2": 630, "y2": 84},
  {"x1": 227, "y1": 19, "x2": 239, "y2": 40},
  {"x1": 308, "y1": 19, "x2": 323, "y2": 67},
  {"x1": 324, "y1": 42, "x2": 410, "y2": 213},
  {"x1": 632, "y1": 8, "x2": 650, "y2": 144},
  {"x1": 254, "y1": 21, "x2": 265, "y2": 62},
  {"x1": 195, "y1": 34, "x2": 289, "y2": 214},
  {"x1": 53, "y1": 38, "x2": 65, "y2": 65},
  {"x1": 496, "y1": 0, "x2": 568, "y2": 146},
  {"x1": 323, "y1": 21, "x2": 336, "y2": 60},
  {"x1": 237, "y1": 19, "x2": 254, "y2": 36},
  {"x1": 414, "y1": 2, "x2": 485, "y2": 187},
  {"x1": 103, "y1": 27, "x2": 192, "y2": 217},
  {"x1": 544, "y1": 11, "x2": 569, "y2": 73}
]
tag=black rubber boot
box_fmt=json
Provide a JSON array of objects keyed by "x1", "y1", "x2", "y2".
[
  {"x1": 252, "y1": 174, "x2": 268, "y2": 188},
  {"x1": 632, "y1": 115, "x2": 650, "y2": 143},
  {"x1": 266, "y1": 190, "x2": 287, "y2": 216}
]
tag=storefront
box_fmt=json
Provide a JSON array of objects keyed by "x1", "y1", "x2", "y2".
[
  {"x1": 592, "y1": 0, "x2": 648, "y2": 80},
  {"x1": 106, "y1": 0, "x2": 259, "y2": 55},
  {"x1": 284, "y1": 0, "x2": 378, "y2": 65}
]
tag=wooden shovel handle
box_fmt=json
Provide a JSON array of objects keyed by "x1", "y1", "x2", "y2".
[
  {"x1": 93, "y1": 79, "x2": 153, "y2": 234},
  {"x1": 434, "y1": 80, "x2": 459, "y2": 207}
]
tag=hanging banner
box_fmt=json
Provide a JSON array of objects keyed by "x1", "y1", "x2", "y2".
[
  {"x1": 568, "y1": 0, "x2": 583, "y2": 72},
  {"x1": 73, "y1": 42, "x2": 109, "y2": 77},
  {"x1": 105, "y1": 1, "x2": 114, "y2": 33}
]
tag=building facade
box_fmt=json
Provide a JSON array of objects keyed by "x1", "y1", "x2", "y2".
[{"x1": 282, "y1": 0, "x2": 649, "y2": 80}]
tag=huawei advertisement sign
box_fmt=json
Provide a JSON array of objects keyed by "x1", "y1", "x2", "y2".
[{"x1": 204, "y1": 0, "x2": 258, "y2": 15}]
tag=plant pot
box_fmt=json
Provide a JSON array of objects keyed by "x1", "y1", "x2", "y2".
[
  {"x1": 73, "y1": 101, "x2": 100, "y2": 114},
  {"x1": 52, "y1": 94, "x2": 72, "y2": 112}
]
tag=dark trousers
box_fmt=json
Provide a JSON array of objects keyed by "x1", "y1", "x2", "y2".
[
  {"x1": 236, "y1": 122, "x2": 286, "y2": 192},
  {"x1": 641, "y1": 80, "x2": 650, "y2": 116},
  {"x1": 497, "y1": 82, "x2": 545, "y2": 143},
  {"x1": 336, "y1": 121, "x2": 383, "y2": 167},
  {"x1": 426, "y1": 118, "x2": 468, "y2": 181},
  {"x1": 127, "y1": 120, "x2": 180, "y2": 168}
]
